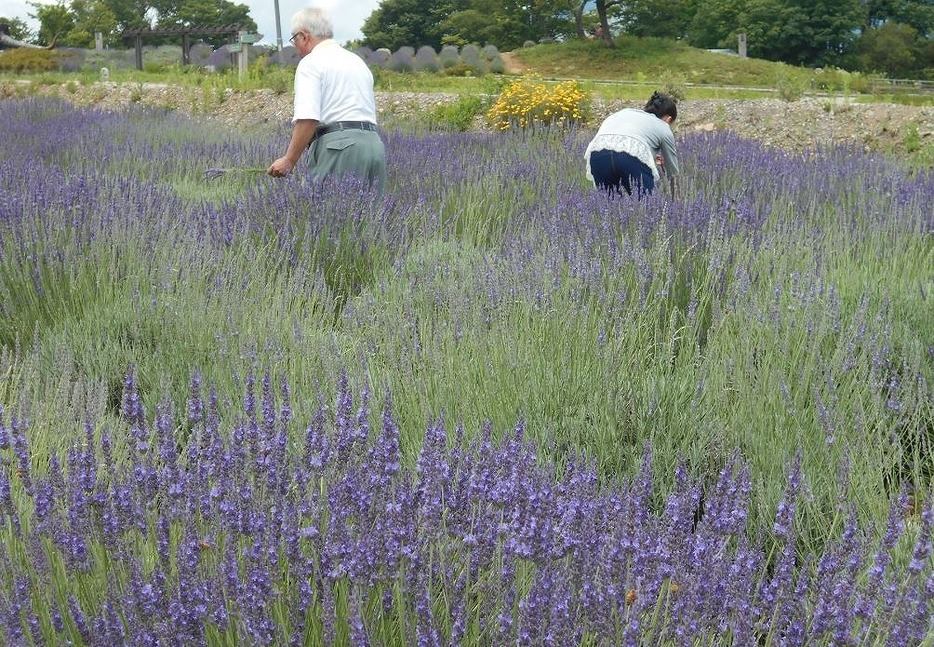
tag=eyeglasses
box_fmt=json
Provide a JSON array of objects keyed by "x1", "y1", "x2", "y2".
[{"x1": 289, "y1": 32, "x2": 304, "y2": 44}]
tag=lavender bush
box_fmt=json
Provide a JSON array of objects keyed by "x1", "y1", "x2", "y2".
[
  {"x1": 481, "y1": 45, "x2": 500, "y2": 61},
  {"x1": 78, "y1": 48, "x2": 138, "y2": 71},
  {"x1": 189, "y1": 44, "x2": 214, "y2": 68},
  {"x1": 204, "y1": 47, "x2": 234, "y2": 72},
  {"x1": 4, "y1": 43, "x2": 505, "y2": 75},
  {"x1": 353, "y1": 46, "x2": 374, "y2": 61},
  {"x1": 439, "y1": 45, "x2": 460, "y2": 69},
  {"x1": 0, "y1": 96, "x2": 932, "y2": 641},
  {"x1": 413, "y1": 46, "x2": 440, "y2": 73},
  {"x1": 266, "y1": 46, "x2": 302, "y2": 68},
  {"x1": 52, "y1": 48, "x2": 87, "y2": 73},
  {"x1": 387, "y1": 48, "x2": 416, "y2": 73},
  {"x1": 367, "y1": 48, "x2": 392, "y2": 68},
  {"x1": 0, "y1": 371, "x2": 931, "y2": 644},
  {"x1": 459, "y1": 44, "x2": 485, "y2": 75}
]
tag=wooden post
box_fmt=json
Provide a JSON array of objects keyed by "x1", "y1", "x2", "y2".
[
  {"x1": 238, "y1": 31, "x2": 249, "y2": 80},
  {"x1": 135, "y1": 35, "x2": 143, "y2": 70},
  {"x1": 738, "y1": 32, "x2": 747, "y2": 58}
]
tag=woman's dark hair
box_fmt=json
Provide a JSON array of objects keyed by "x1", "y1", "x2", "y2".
[{"x1": 644, "y1": 91, "x2": 677, "y2": 121}]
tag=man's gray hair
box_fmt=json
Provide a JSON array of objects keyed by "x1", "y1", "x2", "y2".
[{"x1": 291, "y1": 7, "x2": 334, "y2": 39}]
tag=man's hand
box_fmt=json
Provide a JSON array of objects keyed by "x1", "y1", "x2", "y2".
[
  {"x1": 268, "y1": 119, "x2": 317, "y2": 178},
  {"x1": 267, "y1": 157, "x2": 295, "y2": 177}
]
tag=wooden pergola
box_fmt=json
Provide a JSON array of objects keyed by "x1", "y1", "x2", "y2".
[{"x1": 122, "y1": 25, "x2": 246, "y2": 70}]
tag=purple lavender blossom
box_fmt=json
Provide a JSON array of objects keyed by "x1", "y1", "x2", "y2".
[{"x1": 0, "y1": 341, "x2": 931, "y2": 646}]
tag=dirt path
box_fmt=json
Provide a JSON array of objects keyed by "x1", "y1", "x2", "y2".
[{"x1": 499, "y1": 51, "x2": 531, "y2": 75}]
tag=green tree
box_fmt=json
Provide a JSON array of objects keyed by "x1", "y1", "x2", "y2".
[
  {"x1": 68, "y1": 0, "x2": 118, "y2": 47},
  {"x1": 440, "y1": 0, "x2": 582, "y2": 43},
  {"x1": 440, "y1": 0, "x2": 522, "y2": 47},
  {"x1": 622, "y1": 0, "x2": 699, "y2": 39},
  {"x1": 152, "y1": 0, "x2": 254, "y2": 30},
  {"x1": 864, "y1": 0, "x2": 934, "y2": 36},
  {"x1": 362, "y1": 0, "x2": 571, "y2": 50},
  {"x1": 687, "y1": 0, "x2": 743, "y2": 48},
  {"x1": 854, "y1": 21, "x2": 924, "y2": 76},
  {"x1": 29, "y1": 0, "x2": 74, "y2": 46},
  {"x1": 565, "y1": 0, "x2": 591, "y2": 39},
  {"x1": 752, "y1": 0, "x2": 865, "y2": 66},
  {"x1": 438, "y1": 8, "x2": 487, "y2": 46},
  {"x1": 595, "y1": 0, "x2": 625, "y2": 46},
  {"x1": 740, "y1": 0, "x2": 793, "y2": 60},
  {"x1": 361, "y1": 0, "x2": 442, "y2": 50},
  {"x1": 921, "y1": 38, "x2": 934, "y2": 77},
  {"x1": 130, "y1": 0, "x2": 255, "y2": 47},
  {"x1": 23, "y1": 0, "x2": 256, "y2": 51},
  {"x1": 696, "y1": 0, "x2": 867, "y2": 66},
  {"x1": 515, "y1": 0, "x2": 574, "y2": 43},
  {"x1": 100, "y1": 0, "x2": 151, "y2": 32},
  {"x1": 0, "y1": 16, "x2": 33, "y2": 40}
]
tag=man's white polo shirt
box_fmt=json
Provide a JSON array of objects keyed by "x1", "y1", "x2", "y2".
[{"x1": 292, "y1": 39, "x2": 378, "y2": 125}]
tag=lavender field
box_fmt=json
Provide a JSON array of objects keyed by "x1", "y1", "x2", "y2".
[{"x1": 1, "y1": 96, "x2": 933, "y2": 644}]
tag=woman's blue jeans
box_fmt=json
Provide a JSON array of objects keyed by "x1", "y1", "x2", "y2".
[{"x1": 589, "y1": 149, "x2": 655, "y2": 197}]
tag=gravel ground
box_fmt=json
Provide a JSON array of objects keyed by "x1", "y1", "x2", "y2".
[{"x1": 3, "y1": 79, "x2": 932, "y2": 155}]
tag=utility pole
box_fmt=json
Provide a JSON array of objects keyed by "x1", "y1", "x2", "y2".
[{"x1": 274, "y1": 0, "x2": 283, "y2": 50}]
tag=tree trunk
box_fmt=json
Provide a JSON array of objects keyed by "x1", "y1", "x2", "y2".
[
  {"x1": 596, "y1": 0, "x2": 616, "y2": 48},
  {"x1": 0, "y1": 33, "x2": 47, "y2": 49},
  {"x1": 573, "y1": 0, "x2": 586, "y2": 39}
]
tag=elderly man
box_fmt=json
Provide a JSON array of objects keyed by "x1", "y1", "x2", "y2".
[{"x1": 267, "y1": 7, "x2": 386, "y2": 191}]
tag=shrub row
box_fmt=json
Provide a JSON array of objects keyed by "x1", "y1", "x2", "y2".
[{"x1": 0, "y1": 43, "x2": 504, "y2": 76}]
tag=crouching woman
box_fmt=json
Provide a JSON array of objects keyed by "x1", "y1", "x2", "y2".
[{"x1": 584, "y1": 91, "x2": 680, "y2": 198}]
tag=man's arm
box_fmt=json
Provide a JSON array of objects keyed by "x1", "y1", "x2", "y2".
[{"x1": 267, "y1": 118, "x2": 318, "y2": 177}]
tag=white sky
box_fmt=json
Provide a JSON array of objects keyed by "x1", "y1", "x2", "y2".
[{"x1": 0, "y1": 0, "x2": 382, "y2": 47}]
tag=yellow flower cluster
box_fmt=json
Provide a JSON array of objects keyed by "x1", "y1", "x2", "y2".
[{"x1": 486, "y1": 78, "x2": 589, "y2": 131}]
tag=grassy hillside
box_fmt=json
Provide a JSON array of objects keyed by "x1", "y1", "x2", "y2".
[
  {"x1": 510, "y1": 36, "x2": 862, "y2": 92},
  {"x1": 372, "y1": 46, "x2": 933, "y2": 110}
]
